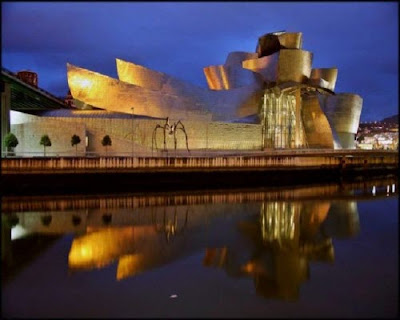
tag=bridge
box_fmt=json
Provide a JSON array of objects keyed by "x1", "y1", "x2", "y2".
[{"x1": 1, "y1": 68, "x2": 69, "y2": 153}]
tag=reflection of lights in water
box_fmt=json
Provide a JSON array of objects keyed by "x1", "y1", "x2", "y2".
[
  {"x1": 242, "y1": 262, "x2": 256, "y2": 273},
  {"x1": 11, "y1": 225, "x2": 29, "y2": 240},
  {"x1": 392, "y1": 184, "x2": 396, "y2": 193},
  {"x1": 80, "y1": 246, "x2": 92, "y2": 258},
  {"x1": 261, "y1": 202, "x2": 297, "y2": 243},
  {"x1": 372, "y1": 186, "x2": 376, "y2": 196},
  {"x1": 116, "y1": 254, "x2": 143, "y2": 281}
]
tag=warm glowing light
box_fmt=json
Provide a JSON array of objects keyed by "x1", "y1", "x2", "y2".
[
  {"x1": 116, "y1": 254, "x2": 144, "y2": 281},
  {"x1": 242, "y1": 262, "x2": 256, "y2": 273},
  {"x1": 80, "y1": 246, "x2": 92, "y2": 258},
  {"x1": 372, "y1": 186, "x2": 376, "y2": 196},
  {"x1": 11, "y1": 225, "x2": 29, "y2": 240},
  {"x1": 77, "y1": 78, "x2": 92, "y2": 88},
  {"x1": 68, "y1": 227, "x2": 136, "y2": 270}
]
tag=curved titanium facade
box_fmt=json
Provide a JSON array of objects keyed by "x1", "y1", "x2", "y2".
[
  {"x1": 224, "y1": 51, "x2": 259, "y2": 66},
  {"x1": 65, "y1": 30, "x2": 363, "y2": 150},
  {"x1": 67, "y1": 63, "x2": 211, "y2": 120},
  {"x1": 115, "y1": 58, "x2": 264, "y2": 120},
  {"x1": 277, "y1": 49, "x2": 313, "y2": 84},
  {"x1": 117, "y1": 58, "x2": 167, "y2": 91},
  {"x1": 203, "y1": 65, "x2": 229, "y2": 90},
  {"x1": 310, "y1": 68, "x2": 338, "y2": 91},
  {"x1": 117, "y1": 58, "x2": 206, "y2": 98},
  {"x1": 278, "y1": 32, "x2": 303, "y2": 50},
  {"x1": 322, "y1": 94, "x2": 363, "y2": 149},
  {"x1": 69, "y1": 62, "x2": 264, "y2": 122},
  {"x1": 256, "y1": 32, "x2": 303, "y2": 57},
  {"x1": 242, "y1": 53, "x2": 279, "y2": 83},
  {"x1": 243, "y1": 49, "x2": 313, "y2": 85},
  {"x1": 203, "y1": 65, "x2": 262, "y2": 90},
  {"x1": 301, "y1": 94, "x2": 335, "y2": 149},
  {"x1": 203, "y1": 52, "x2": 262, "y2": 90}
]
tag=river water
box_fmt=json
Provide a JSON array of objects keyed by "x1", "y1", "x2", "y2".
[{"x1": 2, "y1": 176, "x2": 398, "y2": 318}]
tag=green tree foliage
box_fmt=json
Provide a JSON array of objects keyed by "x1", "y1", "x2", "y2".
[
  {"x1": 71, "y1": 134, "x2": 81, "y2": 156},
  {"x1": 101, "y1": 135, "x2": 112, "y2": 155},
  {"x1": 4, "y1": 132, "x2": 19, "y2": 156},
  {"x1": 40, "y1": 134, "x2": 52, "y2": 156}
]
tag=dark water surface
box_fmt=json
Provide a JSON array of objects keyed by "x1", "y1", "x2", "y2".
[{"x1": 2, "y1": 177, "x2": 398, "y2": 318}]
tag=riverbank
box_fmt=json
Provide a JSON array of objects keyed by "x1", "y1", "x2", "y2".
[{"x1": 1, "y1": 150, "x2": 397, "y2": 195}]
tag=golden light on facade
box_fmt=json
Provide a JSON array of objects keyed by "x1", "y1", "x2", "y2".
[
  {"x1": 301, "y1": 94, "x2": 335, "y2": 149},
  {"x1": 76, "y1": 78, "x2": 92, "y2": 89},
  {"x1": 64, "y1": 30, "x2": 363, "y2": 150},
  {"x1": 310, "y1": 68, "x2": 338, "y2": 91}
]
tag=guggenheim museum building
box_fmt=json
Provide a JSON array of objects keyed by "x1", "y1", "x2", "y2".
[{"x1": 2, "y1": 31, "x2": 362, "y2": 156}]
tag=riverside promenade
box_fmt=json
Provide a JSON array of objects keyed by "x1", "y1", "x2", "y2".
[{"x1": 1, "y1": 149, "x2": 397, "y2": 195}]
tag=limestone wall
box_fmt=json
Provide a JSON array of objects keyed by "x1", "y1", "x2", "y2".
[
  {"x1": 10, "y1": 114, "x2": 263, "y2": 156},
  {"x1": 11, "y1": 119, "x2": 86, "y2": 156}
]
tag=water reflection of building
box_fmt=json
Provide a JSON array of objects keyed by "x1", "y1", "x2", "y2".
[
  {"x1": 69, "y1": 199, "x2": 360, "y2": 297},
  {"x1": 203, "y1": 200, "x2": 360, "y2": 301},
  {"x1": 3, "y1": 180, "x2": 396, "y2": 299}
]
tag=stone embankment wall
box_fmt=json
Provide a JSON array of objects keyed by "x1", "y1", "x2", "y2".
[{"x1": 2, "y1": 151, "x2": 398, "y2": 174}]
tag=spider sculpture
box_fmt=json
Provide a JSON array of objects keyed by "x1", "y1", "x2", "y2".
[{"x1": 152, "y1": 117, "x2": 190, "y2": 153}]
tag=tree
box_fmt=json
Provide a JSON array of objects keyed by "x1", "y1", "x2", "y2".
[
  {"x1": 71, "y1": 134, "x2": 81, "y2": 156},
  {"x1": 4, "y1": 132, "x2": 18, "y2": 156},
  {"x1": 101, "y1": 135, "x2": 112, "y2": 155},
  {"x1": 40, "y1": 134, "x2": 52, "y2": 156}
]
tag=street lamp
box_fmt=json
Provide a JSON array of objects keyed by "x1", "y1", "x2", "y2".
[
  {"x1": 261, "y1": 93, "x2": 267, "y2": 150},
  {"x1": 131, "y1": 107, "x2": 134, "y2": 157}
]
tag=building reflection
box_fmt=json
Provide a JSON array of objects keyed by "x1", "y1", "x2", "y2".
[
  {"x1": 68, "y1": 206, "x2": 192, "y2": 280},
  {"x1": 1, "y1": 178, "x2": 397, "y2": 299},
  {"x1": 203, "y1": 200, "x2": 359, "y2": 301}
]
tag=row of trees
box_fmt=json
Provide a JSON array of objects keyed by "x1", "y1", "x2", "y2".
[{"x1": 3, "y1": 133, "x2": 113, "y2": 156}]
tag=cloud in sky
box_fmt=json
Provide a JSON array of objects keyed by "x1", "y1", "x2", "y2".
[{"x1": 2, "y1": 1, "x2": 398, "y2": 121}]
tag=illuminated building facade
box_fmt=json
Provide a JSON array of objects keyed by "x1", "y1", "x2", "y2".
[
  {"x1": 2, "y1": 31, "x2": 363, "y2": 156},
  {"x1": 66, "y1": 30, "x2": 363, "y2": 151}
]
